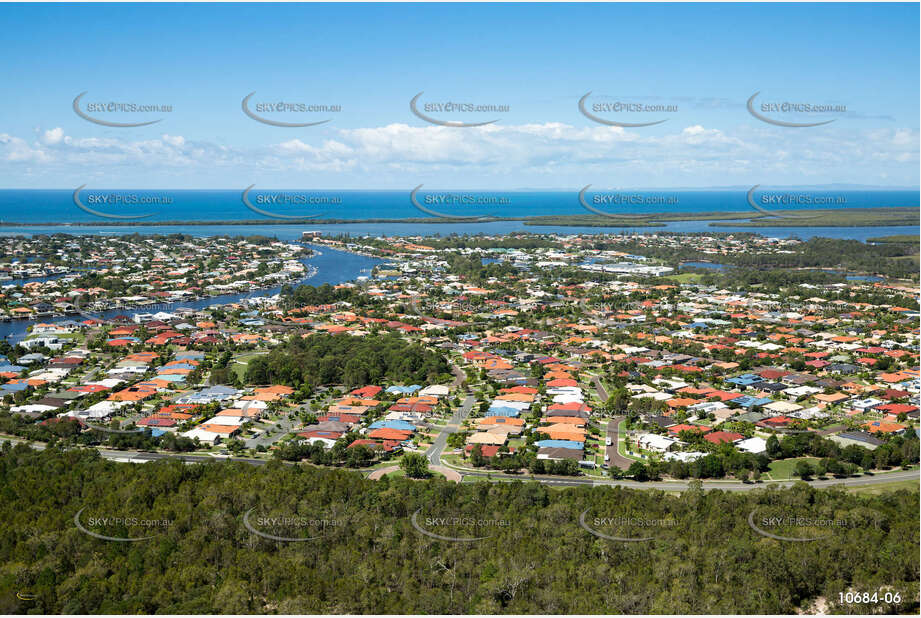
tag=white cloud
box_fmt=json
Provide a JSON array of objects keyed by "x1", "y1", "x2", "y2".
[
  {"x1": 0, "y1": 133, "x2": 50, "y2": 162},
  {"x1": 41, "y1": 127, "x2": 65, "y2": 145},
  {"x1": 0, "y1": 123, "x2": 917, "y2": 188},
  {"x1": 162, "y1": 134, "x2": 185, "y2": 147}
]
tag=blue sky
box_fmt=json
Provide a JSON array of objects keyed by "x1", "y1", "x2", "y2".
[{"x1": 0, "y1": 2, "x2": 918, "y2": 189}]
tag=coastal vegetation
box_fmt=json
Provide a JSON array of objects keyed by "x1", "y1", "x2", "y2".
[
  {"x1": 589, "y1": 234, "x2": 920, "y2": 281},
  {"x1": 2, "y1": 207, "x2": 916, "y2": 229},
  {"x1": 712, "y1": 208, "x2": 919, "y2": 228},
  {"x1": 868, "y1": 235, "x2": 920, "y2": 244},
  {"x1": 244, "y1": 333, "x2": 451, "y2": 389},
  {"x1": 0, "y1": 445, "x2": 917, "y2": 614},
  {"x1": 525, "y1": 207, "x2": 919, "y2": 228}
]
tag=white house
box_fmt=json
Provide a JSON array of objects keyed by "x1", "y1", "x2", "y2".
[
  {"x1": 784, "y1": 385, "x2": 821, "y2": 400},
  {"x1": 419, "y1": 384, "x2": 450, "y2": 398},
  {"x1": 735, "y1": 436, "x2": 767, "y2": 454},
  {"x1": 764, "y1": 400, "x2": 804, "y2": 414},
  {"x1": 637, "y1": 433, "x2": 679, "y2": 452},
  {"x1": 20, "y1": 337, "x2": 64, "y2": 351}
]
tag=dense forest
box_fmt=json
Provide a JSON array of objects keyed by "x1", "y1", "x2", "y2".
[
  {"x1": 278, "y1": 282, "x2": 367, "y2": 309},
  {"x1": 594, "y1": 235, "x2": 920, "y2": 280},
  {"x1": 245, "y1": 332, "x2": 451, "y2": 388},
  {"x1": 0, "y1": 445, "x2": 917, "y2": 614}
]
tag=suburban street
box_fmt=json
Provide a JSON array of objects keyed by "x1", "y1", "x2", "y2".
[
  {"x1": 426, "y1": 394, "x2": 475, "y2": 466},
  {"x1": 591, "y1": 375, "x2": 609, "y2": 402},
  {"x1": 450, "y1": 363, "x2": 467, "y2": 389},
  {"x1": 605, "y1": 416, "x2": 634, "y2": 470},
  {"x1": 244, "y1": 414, "x2": 297, "y2": 450}
]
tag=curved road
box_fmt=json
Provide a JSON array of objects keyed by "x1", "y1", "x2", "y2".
[
  {"x1": 3, "y1": 435, "x2": 917, "y2": 491},
  {"x1": 453, "y1": 466, "x2": 919, "y2": 491}
]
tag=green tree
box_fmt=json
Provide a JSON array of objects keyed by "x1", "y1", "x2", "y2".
[
  {"x1": 627, "y1": 461, "x2": 649, "y2": 482},
  {"x1": 400, "y1": 452, "x2": 430, "y2": 479},
  {"x1": 766, "y1": 435, "x2": 781, "y2": 458},
  {"x1": 794, "y1": 460, "x2": 814, "y2": 480}
]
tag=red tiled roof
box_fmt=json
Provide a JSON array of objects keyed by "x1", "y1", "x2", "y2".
[{"x1": 704, "y1": 431, "x2": 743, "y2": 444}]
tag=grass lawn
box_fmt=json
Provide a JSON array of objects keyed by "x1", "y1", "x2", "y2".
[
  {"x1": 231, "y1": 351, "x2": 267, "y2": 381},
  {"x1": 443, "y1": 454, "x2": 467, "y2": 468},
  {"x1": 386, "y1": 469, "x2": 445, "y2": 480},
  {"x1": 766, "y1": 456, "x2": 822, "y2": 480},
  {"x1": 843, "y1": 479, "x2": 920, "y2": 495},
  {"x1": 37, "y1": 331, "x2": 82, "y2": 340},
  {"x1": 617, "y1": 432, "x2": 645, "y2": 462},
  {"x1": 663, "y1": 273, "x2": 705, "y2": 283},
  {"x1": 585, "y1": 462, "x2": 606, "y2": 477},
  {"x1": 364, "y1": 459, "x2": 402, "y2": 470}
]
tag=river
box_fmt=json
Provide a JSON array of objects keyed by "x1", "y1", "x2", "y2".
[{"x1": 0, "y1": 244, "x2": 382, "y2": 343}]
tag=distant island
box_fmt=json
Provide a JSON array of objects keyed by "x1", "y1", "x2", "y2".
[{"x1": 0, "y1": 206, "x2": 917, "y2": 228}]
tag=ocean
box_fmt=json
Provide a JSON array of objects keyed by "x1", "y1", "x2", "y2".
[
  {"x1": 0, "y1": 189, "x2": 917, "y2": 243},
  {"x1": 0, "y1": 189, "x2": 917, "y2": 341},
  {"x1": 0, "y1": 188, "x2": 917, "y2": 225}
]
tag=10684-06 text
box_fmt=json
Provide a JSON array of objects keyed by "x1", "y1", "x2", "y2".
[{"x1": 839, "y1": 591, "x2": 902, "y2": 604}]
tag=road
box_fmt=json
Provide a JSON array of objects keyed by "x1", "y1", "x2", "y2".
[
  {"x1": 457, "y1": 467, "x2": 920, "y2": 491},
  {"x1": 1, "y1": 436, "x2": 271, "y2": 466},
  {"x1": 605, "y1": 416, "x2": 634, "y2": 470},
  {"x1": 4, "y1": 435, "x2": 918, "y2": 492},
  {"x1": 450, "y1": 363, "x2": 467, "y2": 389},
  {"x1": 425, "y1": 394, "x2": 475, "y2": 466},
  {"x1": 592, "y1": 375, "x2": 609, "y2": 402}
]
